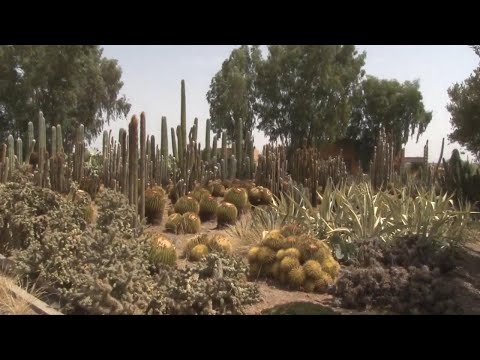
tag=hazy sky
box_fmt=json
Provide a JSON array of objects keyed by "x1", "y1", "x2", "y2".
[{"x1": 96, "y1": 45, "x2": 479, "y2": 163}]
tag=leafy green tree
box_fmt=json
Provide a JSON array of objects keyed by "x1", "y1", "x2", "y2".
[
  {"x1": 206, "y1": 45, "x2": 262, "y2": 141},
  {"x1": 0, "y1": 45, "x2": 130, "y2": 151},
  {"x1": 254, "y1": 45, "x2": 366, "y2": 150},
  {"x1": 346, "y1": 76, "x2": 432, "y2": 168},
  {"x1": 446, "y1": 46, "x2": 480, "y2": 159}
]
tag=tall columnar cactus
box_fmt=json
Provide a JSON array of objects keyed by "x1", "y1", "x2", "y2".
[
  {"x1": 1, "y1": 143, "x2": 8, "y2": 183},
  {"x1": 16, "y1": 138, "x2": 23, "y2": 167},
  {"x1": 229, "y1": 155, "x2": 237, "y2": 180},
  {"x1": 51, "y1": 126, "x2": 57, "y2": 158},
  {"x1": 205, "y1": 119, "x2": 211, "y2": 163},
  {"x1": 212, "y1": 135, "x2": 217, "y2": 161},
  {"x1": 192, "y1": 117, "x2": 198, "y2": 145},
  {"x1": 76, "y1": 124, "x2": 85, "y2": 182},
  {"x1": 161, "y1": 116, "x2": 168, "y2": 161},
  {"x1": 140, "y1": 112, "x2": 146, "y2": 220},
  {"x1": 103, "y1": 130, "x2": 109, "y2": 186},
  {"x1": 171, "y1": 128, "x2": 178, "y2": 161},
  {"x1": 177, "y1": 125, "x2": 183, "y2": 167},
  {"x1": 222, "y1": 131, "x2": 227, "y2": 161},
  {"x1": 180, "y1": 80, "x2": 187, "y2": 169},
  {"x1": 38, "y1": 111, "x2": 46, "y2": 187},
  {"x1": 27, "y1": 121, "x2": 34, "y2": 161},
  {"x1": 149, "y1": 134, "x2": 156, "y2": 186},
  {"x1": 119, "y1": 128, "x2": 127, "y2": 195},
  {"x1": 129, "y1": 116, "x2": 139, "y2": 229},
  {"x1": 56, "y1": 125, "x2": 63, "y2": 154},
  {"x1": 236, "y1": 118, "x2": 243, "y2": 177},
  {"x1": 7, "y1": 135, "x2": 14, "y2": 171}
]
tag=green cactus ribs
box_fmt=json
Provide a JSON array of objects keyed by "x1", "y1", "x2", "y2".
[{"x1": 216, "y1": 202, "x2": 238, "y2": 227}]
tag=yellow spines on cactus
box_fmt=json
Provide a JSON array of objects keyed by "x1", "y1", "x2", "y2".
[
  {"x1": 261, "y1": 230, "x2": 286, "y2": 250},
  {"x1": 314, "y1": 272, "x2": 334, "y2": 292},
  {"x1": 247, "y1": 246, "x2": 260, "y2": 264},
  {"x1": 182, "y1": 212, "x2": 201, "y2": 234},
  {"x1": 190, "y1": 187, "x2": 211, "y2": 202},
  {"x1": 208, "y1": 235, "x2": 233, "y2": 255},
  {"x1": 145, "y1": 186, "x2": 167, "y2": 225},
  {"x1": 183, "y1": 234, "x2": 209, "y2": 258},
  {"x1": 256, "y1": 246, "x2": 276, "y2": 264},
  {"x1": 248, "y1": 187, "x2": 263, "y2": 205},
  {"x1": 303, "y1": 279, "x2": 317, "y2": 293},
  {"x1": 174, "y1": 196, "x2": 200, "y2": 215},
  {"x1": 321, "y1": 256, "x2": 340, "y2": 278},
  {"x1": 303, "y1": 260, "x2": 323, "y2": 280},
  {"x1": 217, "y1": 201, "x2": 238, "y2": 226},
  {"x1": 149, "y1": 236, "x2": 177, "y2": 267},
  {"x1": 260, "y1": 187, "x2": 273, "y2": 205},
  {"x1": 189, "y1": 244, "x2": 209, "y2": 261},
  {"x1": 280, "y1": 224, "x2": 303, "y2": 237},
  {"x1": 285, "y1": 236, "x2": 298, "y2": 248},
  {"x1": 265, "y1": 261, "x2": 280, "y2": 278},
  {"x1": 223, "y1": 187, "x2": 249, "y2": 213},
  {"x1": 287, "y1": 266, "x2": 306, "y2": 288},
  {"x1": 284, "y1": 248, "x2": 301, "y2": 259},
  {"x1": 276, "y1": 249, "x2": 286, "y2": 261},
  {"x1": 165, "y1": 213, "x2": 184, "y2": 234},
  {"x1": 199, "y1": 196, "x2": 218, "y2": 222},
  {"x1": 280, "y1": 256, "x2": 300, "y2": 273},
  {"x1": 82, "y1": 204, "x2": 95, "y2": 224}
]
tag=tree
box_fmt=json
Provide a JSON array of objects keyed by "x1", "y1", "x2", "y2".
[
  {"x1": 346, "y1": 76, "x2": 432, "y2": 168},
  {"x1": 254, "y1": 45, "x2": 366, "y2": 150},
  {"x1": 0, "y1": 45, "x2": 130, "y2": 151},
  {"x1": 206, "y1": 45, "x2": 262, "y2": 141},
  {"x1": 447, "y1": 46, "x2": 480, "y2": 159}
]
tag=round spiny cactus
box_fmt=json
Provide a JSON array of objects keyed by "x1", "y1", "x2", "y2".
[
  {"x1": 260, "y1": 187, "x2": 273, "y2": 205},
  {"x1": 303, "y1": 260, "x2": 323, "y2": 280},
  {"x1": 145, "y1": 186, "x2": 167, "y2": 225},
  {"x1": 247, "y1": 246, "x2": 260, "y2": 264},
  {"x1": 303, "y1": 279, "x2": 317, "y2": 293},
  {"x1": 216, "y1": 202, "x2": 238, "y2": 227},
  {"x1": 168, "y1": 186, "x2": 178, "y2": 204},
  {"x1": 199, "y1": 196, "x2": 218, "y2": 222},
  {"x1": 261, "y1": 230, "x2": 286, "y2": 250},
  {"x1": 183, "y1": 234, "x2": 209, "y2": 258},
  {"x1": 284, "y1": 248, "x2": 301, "y2": 259},
  {"x1": 287, "y1": 266, "x2": 306, "y2": 288},
  {"x1": 314, "y1": 273, "x2": 334, "y2": 292},
  {"x1": 321, "y1": 257, "x2": 340, "y2": 278},
  {"x1": 211, "y1": 182, "x2": 226, "y2": 197},
  {"x1": 223, "y1": 187, "x2": 249, "y2": 213},
  {"x1": 280, "y1": 256, "x2": 301, "y2": 273},
  {"x1": 285, "y1": 236, "x2": 298, "y2": 248},
  {"x1": 189, "y1": 244, "x2": 209, "y2": 261},
  {"x1": 265, "y1": 261, "x2": 280, "y2": 278},
  {"x1": 248, "y1": 187, "x2": 263, "y2": 205},
  {"x1": 182, "y1": 212, "x2": 201, "y2": 234},
  {"x1": 208, "y1": 235, "x2": 233, "y2": 255},
  {"x1": 276, "y1": 249, "x2": 286, "y2": 261},
  {"x1": 165, "y1": 213, "x2": 184, "y2": 234},
  {"x1": 149, "y1": 236, "x2": 177, "y2": 267},
  {"x1": 82, "y1": 204, "x2": 95, "y2": 224},
  {"x1": 190, "y1": 187, "x2": 211, "y2": 202},
  {"x1": 256, "y1": 246, "x2": 276, "y2": 265},
  {"x1": 249, "y1": 263, "x2": 263, "y2": 278},
  {"x1": 280, "y1": 224, "x2": 303, "y2": 237},
  {"x1": 174, "y1": 196, "x2": 200, "y2": 215}
]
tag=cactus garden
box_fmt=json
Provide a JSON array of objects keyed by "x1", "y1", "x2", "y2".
[{"x1": 1, "y1": 45, "x2": 480, "y2": 315}]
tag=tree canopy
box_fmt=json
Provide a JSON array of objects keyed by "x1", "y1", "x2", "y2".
[
  {"x1": 0, "y1": 45, "x2": 130, "y2": 150},
  {"x1": 447, "y1": 46, "x2": 480, "y2": 159},
  {"x1": 206, "y1": 45, "x2": 262, "y2": 141},
  {"x1": 347, "y1": 76, "x2": 432, "y2": 167},
  {"x1": 255, "y1": 45, "x2": 366, "y2": 149}
]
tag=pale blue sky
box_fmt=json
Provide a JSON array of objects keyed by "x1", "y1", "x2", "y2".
[{"x1": 95, "y1": 45, "x2": 479, "y2": 163}]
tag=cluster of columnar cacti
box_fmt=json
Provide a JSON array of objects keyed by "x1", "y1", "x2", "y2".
[
  {"x1": 247, "y1": 227, "x2": 341, "y2": 292},
  {"x1": 255, "y1": 145, "x2": 290, "y2": 197},
  {"x1": 370, "y1": 128, "x2": 396, "y2": 190}
]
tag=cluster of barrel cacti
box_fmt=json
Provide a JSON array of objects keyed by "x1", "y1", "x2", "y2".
[
  {"x1": 183, "y1": 233, "x2": 233, "y2": 261},
  {"x1": 247, "y1": 226, "x2": 341, "y2": 293}
]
